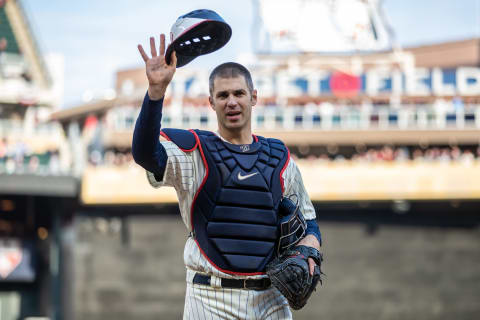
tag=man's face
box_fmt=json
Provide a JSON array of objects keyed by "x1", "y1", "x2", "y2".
[{"x1": 209, "y1": 76, "x2": 257, "y2": 132}]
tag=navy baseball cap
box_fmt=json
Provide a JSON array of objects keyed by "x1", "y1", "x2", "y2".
[{"x1": 165, "y1": 9, "x2": 232, "y2": 68}]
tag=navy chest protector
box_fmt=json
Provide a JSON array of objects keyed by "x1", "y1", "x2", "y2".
[{"x1": 161, "y1": 128, "x2": 290, "y2": 275}]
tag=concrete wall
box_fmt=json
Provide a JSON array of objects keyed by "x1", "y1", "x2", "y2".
[{"x1": 73, "y1": 214, "x2": 480, "y2": 320}]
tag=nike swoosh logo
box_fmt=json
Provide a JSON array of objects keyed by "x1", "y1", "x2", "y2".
[{"x1": 237, "y1": 172, "x2": 259, "y2": 181}]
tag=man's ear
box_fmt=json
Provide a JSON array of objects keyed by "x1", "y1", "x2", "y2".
[
  {"x1": 209, "y1": 96, "x2": 215, "y2": 111},
  {"x1": 208, "y1": 96, "x2": 215, "y2": 110},
  {"x1": 251, "y1": 89, "x2": 258, "y2": 106}
]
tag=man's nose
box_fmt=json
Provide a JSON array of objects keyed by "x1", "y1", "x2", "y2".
[{"x1": 226, "y1": 95, "x2": 237, "y2": 107}]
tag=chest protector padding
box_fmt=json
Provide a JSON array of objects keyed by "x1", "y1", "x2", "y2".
[{"x1": 192, "y1": 130, "x2": 289, "y2": 273}]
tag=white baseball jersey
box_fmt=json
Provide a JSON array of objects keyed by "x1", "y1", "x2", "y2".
[{"x1": 146, "y1": 132, "x2": 316, "y2": 319}]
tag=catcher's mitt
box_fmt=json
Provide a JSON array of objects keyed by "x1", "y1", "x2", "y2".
[{"x1": 266, "y1": 245, "x2": 323, "y2": 310}]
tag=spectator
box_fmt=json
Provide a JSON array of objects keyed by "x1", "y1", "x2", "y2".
[
  {"x1": 460, "y1": 150, "x2": 474, "y2": 166},
  {"x1": 0, "y1": 138, "x2": 65, "y2": 175}
]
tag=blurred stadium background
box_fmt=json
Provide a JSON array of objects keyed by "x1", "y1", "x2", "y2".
[{"x1": 1, "y1": 0, "x2": 480, "y2": 319}]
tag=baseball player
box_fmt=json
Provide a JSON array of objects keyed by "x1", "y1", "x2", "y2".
[{"x1": 133, "y1": 31, "x2": 322, "y2": 319}]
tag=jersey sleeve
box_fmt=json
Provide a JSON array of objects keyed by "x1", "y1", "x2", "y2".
[
  {"x1": 282, "y1": 157, "x2": 316, "y2": 220},
  {"x1": 146, "y1": 140, "x2": 195, "y2": 192}
]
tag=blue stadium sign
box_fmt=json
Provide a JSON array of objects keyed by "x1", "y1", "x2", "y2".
[{"x1": 174, "y1": 67, "x2": 480, "y2": 98}]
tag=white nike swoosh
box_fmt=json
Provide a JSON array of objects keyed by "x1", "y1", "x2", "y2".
[{"x1": 237, "y1": 172, "x2": 259, "y2": 181}]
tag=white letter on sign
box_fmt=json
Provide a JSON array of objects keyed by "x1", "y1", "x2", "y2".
[
  {"x1": 457, "y1": 67, "x2": 480, "y2": 96},
  {"x1": 432, "y1": 68, "x2": 456, "y2": 96},
  {"x1": 406, "y1": 68, "x2": 430, "y2": 96}
]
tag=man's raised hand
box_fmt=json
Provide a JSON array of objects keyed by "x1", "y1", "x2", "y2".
[{"x1": 137, "y1": 34, "x2": 177, "y2": 100}]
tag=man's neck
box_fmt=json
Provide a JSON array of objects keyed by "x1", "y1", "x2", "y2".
[{"x1": 217, "y1": 127, "x2": 253, "y2": 145}]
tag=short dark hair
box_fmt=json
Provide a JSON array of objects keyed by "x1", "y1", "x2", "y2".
[{"x1": 209, "y1": 62, "x2": 254, "y2": 95}]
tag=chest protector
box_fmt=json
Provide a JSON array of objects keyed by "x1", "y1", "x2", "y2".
[{"x1": 161, "y1": 128, "x2": 290, "y2": 275}]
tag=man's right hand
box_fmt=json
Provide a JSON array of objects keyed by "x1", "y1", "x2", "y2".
[{"x1": 138, "y1": 34, "x2": 177, "y2": 101}]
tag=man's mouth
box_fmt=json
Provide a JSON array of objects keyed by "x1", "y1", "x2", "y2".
[{"x1": 226, "y1": 111, "x2": 241, "y2": 121}]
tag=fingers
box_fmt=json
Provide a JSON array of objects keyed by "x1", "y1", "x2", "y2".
[
  {"x1": 137, "y1": 44, "x2": 149, "y2": 63},
  {"x1": 169, "y1": 51, "x2": 177, "y2": 68},
  {"x1": 308, "y1": 258, "x2": 315, "y2": 276},
  {"x1": 159, "y1": 34, "x2": 166, "y2": 56},
  {"x1": 150, "y1": 36, "x2": 157, "y2": 57}
]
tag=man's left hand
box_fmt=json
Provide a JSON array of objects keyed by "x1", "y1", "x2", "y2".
[{"x1": 297, "y1": 234, "x2": 321, "y2": 276}]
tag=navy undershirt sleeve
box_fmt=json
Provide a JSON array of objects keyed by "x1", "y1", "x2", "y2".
[
  {"x1": 132, "y1": 92, "x2": 168, "y2": 181},
  {"x1": 305, "y1": 219, "x2": 322, "y2": 246}
]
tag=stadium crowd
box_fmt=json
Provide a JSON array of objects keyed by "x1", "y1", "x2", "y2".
[
  {"x1": 291, "y1": 145, "x2": 480, "y2": 164},
  {"x1": 4, "y1": 137, "x2": 478, "y2": 175},
  {"x1": 0, "y1": 138, "x2": 64, "y2": 175},
  {"x1": 86, "y1": 145, "x2": 480, "y2": 168},
  {"x1": 88, "y1": 148, "x2": 134, "y2": 167}
]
